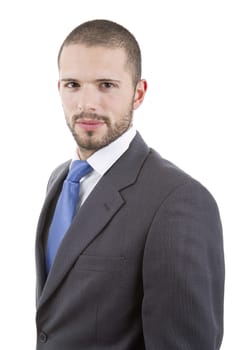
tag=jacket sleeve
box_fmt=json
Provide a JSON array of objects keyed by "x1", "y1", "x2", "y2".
[{"x1": 142, "y1": 180, "x2": 225, "y2": 349}]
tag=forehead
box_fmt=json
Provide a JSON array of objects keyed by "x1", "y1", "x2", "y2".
[{"x1": 59, "y1": 44, "x2": 130, "y2": 78}]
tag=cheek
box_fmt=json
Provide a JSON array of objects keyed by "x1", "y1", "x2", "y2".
[
  {"x1": 61, "y1": 94, "x2": 76, "y2": 113},
  {"x1": 105, "y1": 94, "x2": 129, "y2": 113}
]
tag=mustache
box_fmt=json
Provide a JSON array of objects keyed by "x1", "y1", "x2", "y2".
[{"x1": 72, "y1": 112, "x2": 109, "y2": 124}]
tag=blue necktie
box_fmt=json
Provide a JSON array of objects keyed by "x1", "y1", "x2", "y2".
[{"x1": 46, "y1": 160, "x2": 93, "y2": 273}]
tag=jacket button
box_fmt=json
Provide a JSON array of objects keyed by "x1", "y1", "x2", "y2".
[{"x1": 39, "y1": 331, "x2": 48, "y2": 343}]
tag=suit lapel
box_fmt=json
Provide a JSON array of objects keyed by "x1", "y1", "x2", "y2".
[{"x1": 37, "y1": 133, "x2": 150, "y2": 309}]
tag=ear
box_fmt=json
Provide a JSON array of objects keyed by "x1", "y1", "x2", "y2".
[
  {"x1": 58, "y1": 80, "x2": 61, "y2": 92},
  {"x1": 133, "y1": 79, "x2": 147, "y2": 110}
]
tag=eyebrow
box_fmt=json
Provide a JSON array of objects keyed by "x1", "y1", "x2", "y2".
[{"x1": 60, "y1": 78, "x2": 79, "y2": 83}]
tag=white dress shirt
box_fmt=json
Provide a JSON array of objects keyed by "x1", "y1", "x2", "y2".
[{"x1": 72, "y1": 127, "x2": 136, "y2": 209}]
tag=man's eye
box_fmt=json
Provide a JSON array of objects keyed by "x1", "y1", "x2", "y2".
[
  {"x1": 101, "y1": 82, "x2": 114, "y2": 89},
  {"x1": 66, "y1": 82, "x2": 79, "y2": 88}
]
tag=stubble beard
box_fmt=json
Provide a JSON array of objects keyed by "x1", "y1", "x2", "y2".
[{"x1": 66, "y1": 110, "x2": 134, "y2": 153}]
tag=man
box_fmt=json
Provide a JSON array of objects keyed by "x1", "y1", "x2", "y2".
[{"x1": 35, "y1": 19, "x2": 225, "y2": 349}]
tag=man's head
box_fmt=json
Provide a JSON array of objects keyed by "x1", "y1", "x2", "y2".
[
  {"x1": 58, "y1": 20, "x2": 147, "y2": 159},
  {"x1": 58, "y1": 19, "x2": 142, "y2": 86}
]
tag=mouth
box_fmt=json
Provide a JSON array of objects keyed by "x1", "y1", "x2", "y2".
[{"x1": 75, "y1": 119, "x2": 106, "y2": 131}]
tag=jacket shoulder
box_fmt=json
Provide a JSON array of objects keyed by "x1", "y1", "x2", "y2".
[
  {"x1": 145, "y1": 148, "x2": 192, "y2": 189},
  {"x1": 46, "y1": 160, "x2": 71, "y2": 192},
  {"x1": 143, "y1": 148, "x2": 219, "y2": 209}
]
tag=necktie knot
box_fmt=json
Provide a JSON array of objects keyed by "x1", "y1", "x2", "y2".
[{"x1": 67, "y1": 160, "x2": 93, "y2": 183}]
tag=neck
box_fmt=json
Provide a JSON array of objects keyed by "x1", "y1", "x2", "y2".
[{"x1": 77, "y1": 147, "x2": 95, "y2": 160}]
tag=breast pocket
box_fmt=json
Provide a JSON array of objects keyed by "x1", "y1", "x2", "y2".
[{"x1": 76, "y1": 254, "x2": 126, "y2": 272}]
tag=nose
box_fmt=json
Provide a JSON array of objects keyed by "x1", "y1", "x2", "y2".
[{"x1": 77, "y1": 85, "x2": 99, "y2": 113}]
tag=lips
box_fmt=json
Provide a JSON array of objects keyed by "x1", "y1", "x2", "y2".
[{"x1": 75, "y1": 119, "x2": 105, "y2": 131}]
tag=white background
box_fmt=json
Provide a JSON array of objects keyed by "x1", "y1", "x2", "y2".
[{"x1": 0, "y1": 1, "x2": 232, "y2": 348}]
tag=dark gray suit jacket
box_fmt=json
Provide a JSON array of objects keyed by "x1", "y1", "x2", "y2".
[{"x1": 35, "y1": 133, "x2": 224, "y2": 349}]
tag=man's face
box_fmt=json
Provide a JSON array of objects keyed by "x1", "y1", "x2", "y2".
[{"x1": 58, "y1": 44, "x2": 147, "y2": 159}]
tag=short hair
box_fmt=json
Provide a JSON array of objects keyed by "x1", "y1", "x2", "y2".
[{"x1": 58, "y1": 19, "x2": 142, "y2": 85}]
